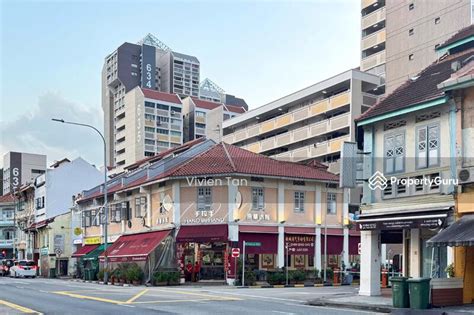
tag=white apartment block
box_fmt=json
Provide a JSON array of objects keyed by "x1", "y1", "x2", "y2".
[
  {"x1": 2, "y1": 152, "x2": 46, "y2": 195},
  {"x1": 182, "y1": 97, "x2": 245, "y2": 142},
  {"x1": 222, "y1": 69, "x2": 382, "y2": 174}
]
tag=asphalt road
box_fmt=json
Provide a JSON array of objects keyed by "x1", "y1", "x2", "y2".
[{"x1": 0, "y1": 277, "x2": 382, "y2": 315}]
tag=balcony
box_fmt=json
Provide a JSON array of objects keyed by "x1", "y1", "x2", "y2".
[
  {"x1": 272, "y1": 135, "x2": 351, "y2": 162},
  {"x1": 242, "y1": 112, "x2": 351, "y2": 154},
  {"x1": 362, "y1": 0, "x2": 378, "y2": 9},
  {"x1": 361, "y1": 50, "x2": 386, "y2": 71},
  {"x1": 361, "y1": 7, "x2": 385, "y2": 30},
  {"x1": 224, "y1": 90, "x2": 351, "y2": 144},
  {"x1": 361, "y1": 29, "x2": 386, "y2": 51}
]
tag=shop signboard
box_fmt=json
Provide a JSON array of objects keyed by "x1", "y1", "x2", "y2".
[
  {"x1": 84, "y1": 236, "x2": 101, "y2": 245},
  {"x1": 285, "y1": 235, "x2": 315, "y2": 254},
  {"x1": 358, "y1": 217, "x2": 444, "y2": 231}
]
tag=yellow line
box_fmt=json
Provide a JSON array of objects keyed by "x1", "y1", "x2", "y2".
[
  {"x1": 53, "y1": 291, "x2": 125, "y2": 304},
  {"x1": 152, "y1": 288, "x2": 239, "y2": 300},
  {"x1": 273, "y1": 285, "x2": 285, "y2": 288},
  {"x1": 130, "y1": 297, "x2": 240, "y2": 304},
  {"x1": 125, "y1": 289, "x2": 149, "y2": 304},
  {"x1": 0, "y1": 300, "x2": 43, "y2": 314}
]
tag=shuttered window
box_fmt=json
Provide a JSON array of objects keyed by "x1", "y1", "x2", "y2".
[
  {"x1": 384, "y1": 132, "x2": 405, "y2": 174},
  {"x1": 251, "y1": 188, "x2": 264, "y2": 210},
  {"x1": 197, "y1": 187, "x2": 212, "y2": 211},
  {"x1": 416, "y1": 124, "x2": 439, "y2": 169}
]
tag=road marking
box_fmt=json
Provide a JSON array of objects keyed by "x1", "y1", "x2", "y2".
[
  {"x1": 272, "y1": 311, "x2": 296, "y2": 315},
  {"x1": 130, "y1": 298, "x2": 239, "y2": 304},
  {"x1": 125, "y1": 289, "x2": 149, "y2": 304},
  {"x1": 53, "y1": 291, "x2": 125, "y2": 305},
  {"x1": 152, "y1": 288, "x2": 241, "y2": 300},
  {"x1": 0, "y1": 300, "x2": 43, "y2": 314}
]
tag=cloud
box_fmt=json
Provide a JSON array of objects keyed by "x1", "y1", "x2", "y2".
[{"x1": 1, "y1": 92, "x2": 103, "y2": 167}]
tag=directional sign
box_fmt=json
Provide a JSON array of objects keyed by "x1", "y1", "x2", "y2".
[
  {"x1": 244, "y1": 242, "x2": 261, "y2": 247},
  {"x1": 231, "y1": 248, "x2": 240, "y2": 258}
]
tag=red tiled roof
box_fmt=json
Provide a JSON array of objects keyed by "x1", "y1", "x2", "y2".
[
  {"x1": 125, "y1": 138, "x2": 205, "y2": 170},
  {"x1": 438, "y1": 24, "x2": 474, "y2": 50},
  {"x1": 0, "y1": 194, "x2": 15, "y2": 203},
  {"x1": 171, "y1": 143, "x2": 338, "y2": 181},
  {"x1": 191, "y1": 97, "x2": 222, "y2": 110},
  {"x1": 356, "y1": 48, "x2": 474, "y2": 123},
  {"x1": 141, "y1": 88, "x2": 182, "y2": 104},
  {"x1": 224, "y1": 104, "x2": 246, "y2": 114}
]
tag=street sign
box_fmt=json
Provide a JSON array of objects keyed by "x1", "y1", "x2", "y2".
[
  {"x1": 244, "y1": 242, "x2": 261, "y2": 247},
  {"x1": 231, "y1": 248, "x2": 240, "y2": 258}
]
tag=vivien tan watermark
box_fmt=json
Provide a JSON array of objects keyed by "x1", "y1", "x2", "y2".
[{"x1": 185, "y1": 176, "x2": 248, "y2": 187}]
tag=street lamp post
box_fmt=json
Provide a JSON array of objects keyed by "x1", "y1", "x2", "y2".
[{"x1": 52, "y1": 118, "x2": 109, "y2": 283}]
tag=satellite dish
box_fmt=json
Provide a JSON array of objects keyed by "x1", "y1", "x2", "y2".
[
  {"x1": 162, "y1": 194, "x2": 173, "y2": 212},
  {"x1": 235, "y1": 191, "x2": 242, "y2": 209}
]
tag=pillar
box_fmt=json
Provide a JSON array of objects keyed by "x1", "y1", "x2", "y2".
[
  {"x1": 359, "y1": 230, "x2": 381, "y2": 296},
  {"x1": 315, "y1": 227, "x2": 322, "y2": 272},
  {"x1": 409, "y1": 228, "x2": 421, "y2": 278},
  {"x1": 342, "y1": 189, "x2": 350, "y2": 269},
  {"x1": 315, "y1": 186, "x2": 322, "y2": 273},
  {"x1": 277, "y1": 225, "x2": 285, "y2": 268},
  {"x1": 172, "y1": 182, "x2": 180, "y2": 226}
]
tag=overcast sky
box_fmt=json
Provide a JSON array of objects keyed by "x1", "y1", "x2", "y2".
[{"x1": 0, "y1": 0, "x2": 360, "y2": 167}]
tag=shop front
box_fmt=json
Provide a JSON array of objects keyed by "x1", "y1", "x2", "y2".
[
  {"x1": 238, "y1": 225, "x2": 278, "y2": 277},
  {"x1": 71, "y1": 244, "x2": 99, "y2": 279},
  {"x1": 285, "y1": 227, "x2": 315, "y2": 270},
  {"x1": 176, "y1": 224, "x2": 228, "y2": 283}
]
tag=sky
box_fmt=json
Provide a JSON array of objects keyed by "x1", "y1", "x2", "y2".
[{"x1": 0, "y1": 0, "x2": 360, "y2": 167}]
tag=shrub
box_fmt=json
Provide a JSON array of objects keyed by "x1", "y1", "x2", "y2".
[
  {"x1": 266, "y1": 270, "x2": 286, "y2": 285},
  {"x1": 289, "y1": 270, "x2": 306, "y2": 283},
  {"x1": 127, "y1": 264, "x2": 144, "y2": 283},
  {"x1": 168, "y1": 271, "x2": 180, "y2": 284},
  {"x1": 97, "y1": 269, "x2": 104, "y2": 281},
  {"x1": 242, "y1": 269, "x2": 256, "y2": 286}
]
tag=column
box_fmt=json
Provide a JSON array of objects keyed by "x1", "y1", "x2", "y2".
[
  {"x1": 381, "y1": 244, "x2": 387, "y2": 265},
  {"x1": 315, "y1": 185, "x2": 322, "y2": 272},
  {"x1": 277, "y1": 182, "x2": 285, "y2": 222},
  {"x1": 277, "y1": 225, "x2": 285, "y2": 268},
  {"x1": 359, "y1": 230, "x2": 381, "y2": 296},
  {"x1": 146, "y1": 190, "x2": 152, "y2": 227},
  {"x1": 409, "y1": 228, "x2": 421, "y2": 278},
  {"x1": 228, "y1": 182, "x2": 237, "y2": 222},
  {"x1": 172, "y1": 182, "x2": 180, "y2": 226},
  {"x1": 342, "y1": 188, "x2": 349, "y2": 269}
]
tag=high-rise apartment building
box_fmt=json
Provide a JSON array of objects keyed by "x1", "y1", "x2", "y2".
[
  {"x1": 182, "y1": 97, "x2": 245, "y2": 142},
  {"x1": 102, "y1": 34, "x2": 199, "y2": 168},
  {"x1": 199, "y1": 78, "x2": 249, "y2": 110},
  {"x1": 360, "y1": 0, "x2": 473, "y2": 93},
  {"x1": 2, "y1": 152, "x2": 46, "y2": 195}
]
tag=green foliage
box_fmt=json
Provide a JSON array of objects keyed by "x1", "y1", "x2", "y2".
[
  {"x1": 289, "y1": 270, "x2": 306, "y2": 283},
  {"x1": 126, "y1": 264, "x2": 144, "y2": 282},
  {"x1": 153, "y1": 270, "x2": 180, "y2": 285},
  {"x1": 445, "y1": 263, "x2": 455, "y2": 277},
  {"x1": 97, "y1": 269, "x2": 104, "y2": 281},
  {"x1": 266, "y1": 270, "x2": 286, "y2": 285}
]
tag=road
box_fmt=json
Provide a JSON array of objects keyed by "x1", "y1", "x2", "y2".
[{"x1": 0, "y1": 277, "x2": 382, "y2": 314}]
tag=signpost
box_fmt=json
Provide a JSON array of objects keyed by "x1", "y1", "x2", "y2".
[
  {"x1": 231, "y1": 248, "x2": 240, "y2": 258},
  {"x1": 242, "y1": 241, "x2": 245, "y2": 286}
]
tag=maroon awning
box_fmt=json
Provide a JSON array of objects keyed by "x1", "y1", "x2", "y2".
[
  {"x1": 321, "y1": 235, "x2": 343, "y2": 255},
  {"x1": 72, "y1": 244, "x2": 98, "y2": 258},
  {"x1": 239, "y1": 232, "x2": 278, "y2": 254},
  {"x1": 177, "y1": 224, "x2": 228, "y2": 243},
  {"x1": 285, "y1": 234, "x2": 315, "y2": 255},
  {"x1": 349, "y1": 235, "x2": 361, "y2": 255}
]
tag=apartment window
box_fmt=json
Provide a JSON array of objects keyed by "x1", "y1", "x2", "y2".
[
  {"x1": 409, "y1": 54, "x2": 414, "y2": 61},
  {"x1": 157, "y1": 141, "x2": 169, "y2": 147},
  {"x1": 170, "y1": 106, "x2": 181, "y2": 113},
  {"x1": 35, "y1": 196, "x2": 45, "y2": 209},
  {"x1": 409, "y1": 3, "x2": 414, "y2": 10},
  {"x1": 158, "y1": 116, "x2": 169, "y2": 123},
  {"x1": 383, "y1": 182, "x2": 393, "y2": 197},
  {"x1": 429, "y1": 173, "x2": 440, "y2": 190},
  {"x1": 90, "y1": 209, "x2": 99, "y2": 226},
  {"x1": 416, "y1": 124, "x2": 440, "y2": 168},
  {"x1": 145, "y1": 114, "x2": 155, "y2": 121},
  {"x1": 145, "y1": 127, "x2": 155, "y2": 133},
  {"x1": 294, "y1": 191, "x2": 305, "y2": 213},
  {"x1": 435, "y1": 17, "x2": 440, "y2": 24},
  {"x1": 384, "y1": 132, "x2": 405, "y2": 174},
  {"x1": 415, "y1": 175, "x2": 424, "y2": 192},
  {"x1": 327, "y1": 193, "x2": 336, "y2": 214},
  {"x1": 197, "y1": 187, "x2": 212, "y2": 211},
  {"x1": 157, "y1": 104, "x2": 169, "y2": 111},
  {"x1": 145, "y1": 101, "x2": 155, "y2": 108},
  {"x1": 145, "y1": 139, "x2": 155, "y2": 145},
  {"x1": 110, "y1": 204, "x2": 122, "y2": 222},
  {"x1": 144, "y1": 151, "x2": 155, "y2": 157},
  {"x1": 397, "y1": 180, "x2": 407, "y2": 195},
  {"x1": 121, "y1": 201, "x2": 131, "y2": 221},
  {"x1": 196, "y1": 111, "x2": 206, "y2": 117},
  {"x1": 170, "y1": 131, "x2": 181, "y2": 137},
  {"x1": 409, "y1": 28, "x2": 414, "y2": 36},
  {"x1": 196, "y1": 123, "x2": 206, "y2": 129},
  {"x1": 157, "y1": 129, "x2": 169, "y2": 135},
  {"x1": 135, "y1": 196, "x2": 147, "y2": 218},
  {"x1": 252, "y1": 188, "x2": 264, "y2": 210},
  {"x1": 83, "y1": 211, "x2": 91, "y2": 227}
]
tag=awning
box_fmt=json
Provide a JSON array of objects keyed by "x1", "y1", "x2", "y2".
[
  {"x1": 176, "y1": 224, "x2": 228, "y2": 243},
  {"x1": 100, "y1": 230, "x2": 171, "y2": 262},
  {"x1": 427, "y1": 214, "x2": 474, "y2": 247},
  {"x1": 349, "y1": 236, "x2": 360, "y2": 255},
  {"x1": 321, "y1": 235, "x2": 343, "y2": 255},
  {"x1": 71, "y1": 244, "x2": 98, "y2": 258},
  {"x1": 239, "y1": 232, "x2": 278, "y2": 254},
  {"x1": 84, "y1": 243, "x2": 109, "y2": 261}
]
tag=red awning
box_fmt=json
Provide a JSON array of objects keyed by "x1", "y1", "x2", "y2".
[
  {"x1": 71, "y1": 244, "x2": 98, "y2": 258},
  {"x1": 239, "y1": 232, "x2": 278, "y2": 254},
  {"x1": 321, "y1": 235, "x2": 343, "y2": 255},
  {"x1": 176, "y1": 224, "x2": 228, "y2": 243},
  {"x1": 100, "y1": 230, "x2": 171, "y2": 262},
  {"x1": 285, "y1": 227, "x2": 315, "y2": 235}
]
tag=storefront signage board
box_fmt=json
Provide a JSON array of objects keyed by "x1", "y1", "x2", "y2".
[{"x1": 358, "y1": 217, "x2": 444, "y2": 231}]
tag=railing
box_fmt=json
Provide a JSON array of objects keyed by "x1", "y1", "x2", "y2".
[
  {"x1": 361, "y1": 29, "x2": 386, "y2": 51},
  {"x1": 242, "y1": 112, "x2": 351, "y2": 154},
  {"x1": 361, "y1": 50, "x2": 386, "y2": 72},
  {"x1": 272, "y1": 135, "x2": 351, "y2": 162},
  {"x1": 224, "y1": 90, "x2": 351, "y2": 144},
  {"x1": 361, "y1": 7, "x2": 385, "y2": 30},
  {"x1": 362, "y1": 0, "x2": 379, "y2": 10}
]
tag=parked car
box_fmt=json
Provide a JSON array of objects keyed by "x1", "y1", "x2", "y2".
[
  {"x1": 0, "y1": 259, "x2": 15, "y2": 276},
  {"x1": 10, "y1": 260, "x2": 37, "y2": 278}
]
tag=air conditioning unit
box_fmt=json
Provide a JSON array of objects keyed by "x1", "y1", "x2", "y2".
[
  {"x1": 171, "y1": 111, "x2": 176, "y2": 115},
  {"x1": 458, "y1": 167, "x2": 474, "y2": 184}
]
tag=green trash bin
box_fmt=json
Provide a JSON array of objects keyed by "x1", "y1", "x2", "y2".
[
  {"x1": 84, "y1": 268, "x2": 90, "y2": 281},
  {"x1": 390, "y1": 277, "x2": 409, "y2": 308},
  {"x1": 407, "y1": 278, "x2": 431, "y2": 309},
  {"x1": 49, "y1": 268, "x2": 56, "y2": 278}
]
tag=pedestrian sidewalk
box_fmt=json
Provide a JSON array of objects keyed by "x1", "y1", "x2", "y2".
[{"x1": 307, "y1": 290, "x2": 474, "y2": 314}]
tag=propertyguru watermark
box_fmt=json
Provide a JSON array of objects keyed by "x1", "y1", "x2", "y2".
[{"x1": 391, "y1": 176, "x2": 458, "y2": 187}]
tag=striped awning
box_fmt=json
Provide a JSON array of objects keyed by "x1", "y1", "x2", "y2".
[{"x1": 427, "y1": 214, "x2": 474, "y2": 247}]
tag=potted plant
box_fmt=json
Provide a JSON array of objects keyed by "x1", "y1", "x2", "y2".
[
  {"x1": 97, "y1": 269, "x2": 104, "y2": 282},
  {"x1": 127, "y1": 264, "x2": 144, "y2": 285},
  {"x1": 445, "y1": 263, "x2": 455, "y2": 278},
  {"x1": 167, "y1": 271, "x2": 180, "y2": 285},
  {"x1": 153, "y1": 271, "x2": 169, "y2": 286}
]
